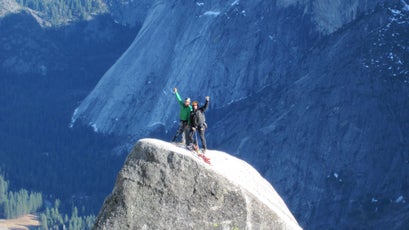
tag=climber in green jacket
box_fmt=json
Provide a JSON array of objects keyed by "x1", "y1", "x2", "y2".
[{"x1": 172, "y1": 87, "x2": 192, "y2": 145}]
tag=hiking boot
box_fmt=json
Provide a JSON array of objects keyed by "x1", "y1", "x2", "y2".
[{"x1": 186, "y1": 143, "x2": 194, "y2": 151}]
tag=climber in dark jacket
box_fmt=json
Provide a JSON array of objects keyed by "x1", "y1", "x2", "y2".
[
  {"x1": 189, "y1": 96, "x2": 209, "y2": 152},
  {"x1": 172, "y1": 88, "x2": 192, "y2": 145}
]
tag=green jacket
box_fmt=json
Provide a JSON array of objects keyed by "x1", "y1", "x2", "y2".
[{"x1": 175, "y1": 91, "x2": 192, "y2": 121}]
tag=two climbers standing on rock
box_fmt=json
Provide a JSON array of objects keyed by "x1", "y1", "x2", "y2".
[{"x1": 172, "y1": 87, "x2": 210, "y2": 153}]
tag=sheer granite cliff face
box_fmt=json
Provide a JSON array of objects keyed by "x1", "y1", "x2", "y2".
[
  {"x1": 72, "y1": 0, "x2": 390, "y2": 137},
  {"x1": 94, "y1": 139, "x2": 301, "y2": 230}
]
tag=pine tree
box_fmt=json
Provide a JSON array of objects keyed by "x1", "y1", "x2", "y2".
[
  {"x1": 4, "y1": 192, "x2": 15, "y2": 218},
  {"x1": 85, "y1": 215, "x2": 95, "y2": 229},
  {"x1": 68, "y1": 207, "x2": 82, "y2": 230},
  {"x1": 40, "y1": 213, "x2": 48, "y2": 230},
  {"x1": 0, "y1": 175, "x2": 8, "y2": 205}
]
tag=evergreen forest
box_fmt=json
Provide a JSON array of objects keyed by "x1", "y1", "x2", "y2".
[
  {"x1": 16, "y1": 0, "x2": 107, "y2": 24},
  {"x1": 0, "y1": 174, "x2": 95, "y2": 230}
]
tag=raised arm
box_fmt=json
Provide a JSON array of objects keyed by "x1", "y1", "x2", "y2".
[
  {"x1": 174, "y1": 88, "x2": 183, "y2": 106},
  {"x1": 200, "y1": 96, "x2": 210, "y2": 112}
]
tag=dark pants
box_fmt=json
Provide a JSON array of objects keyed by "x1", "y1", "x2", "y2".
[
  {"x1": 172, "y1": 120, "x2": 189, "y2": 144},
  {"x1": 189, "y1": 126, "x2": 207, "y2": 150}
]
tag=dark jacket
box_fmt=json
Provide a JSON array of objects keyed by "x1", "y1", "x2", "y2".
[{"x1": 190, "y1": 100, "x2": 209, "y2": 128}]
